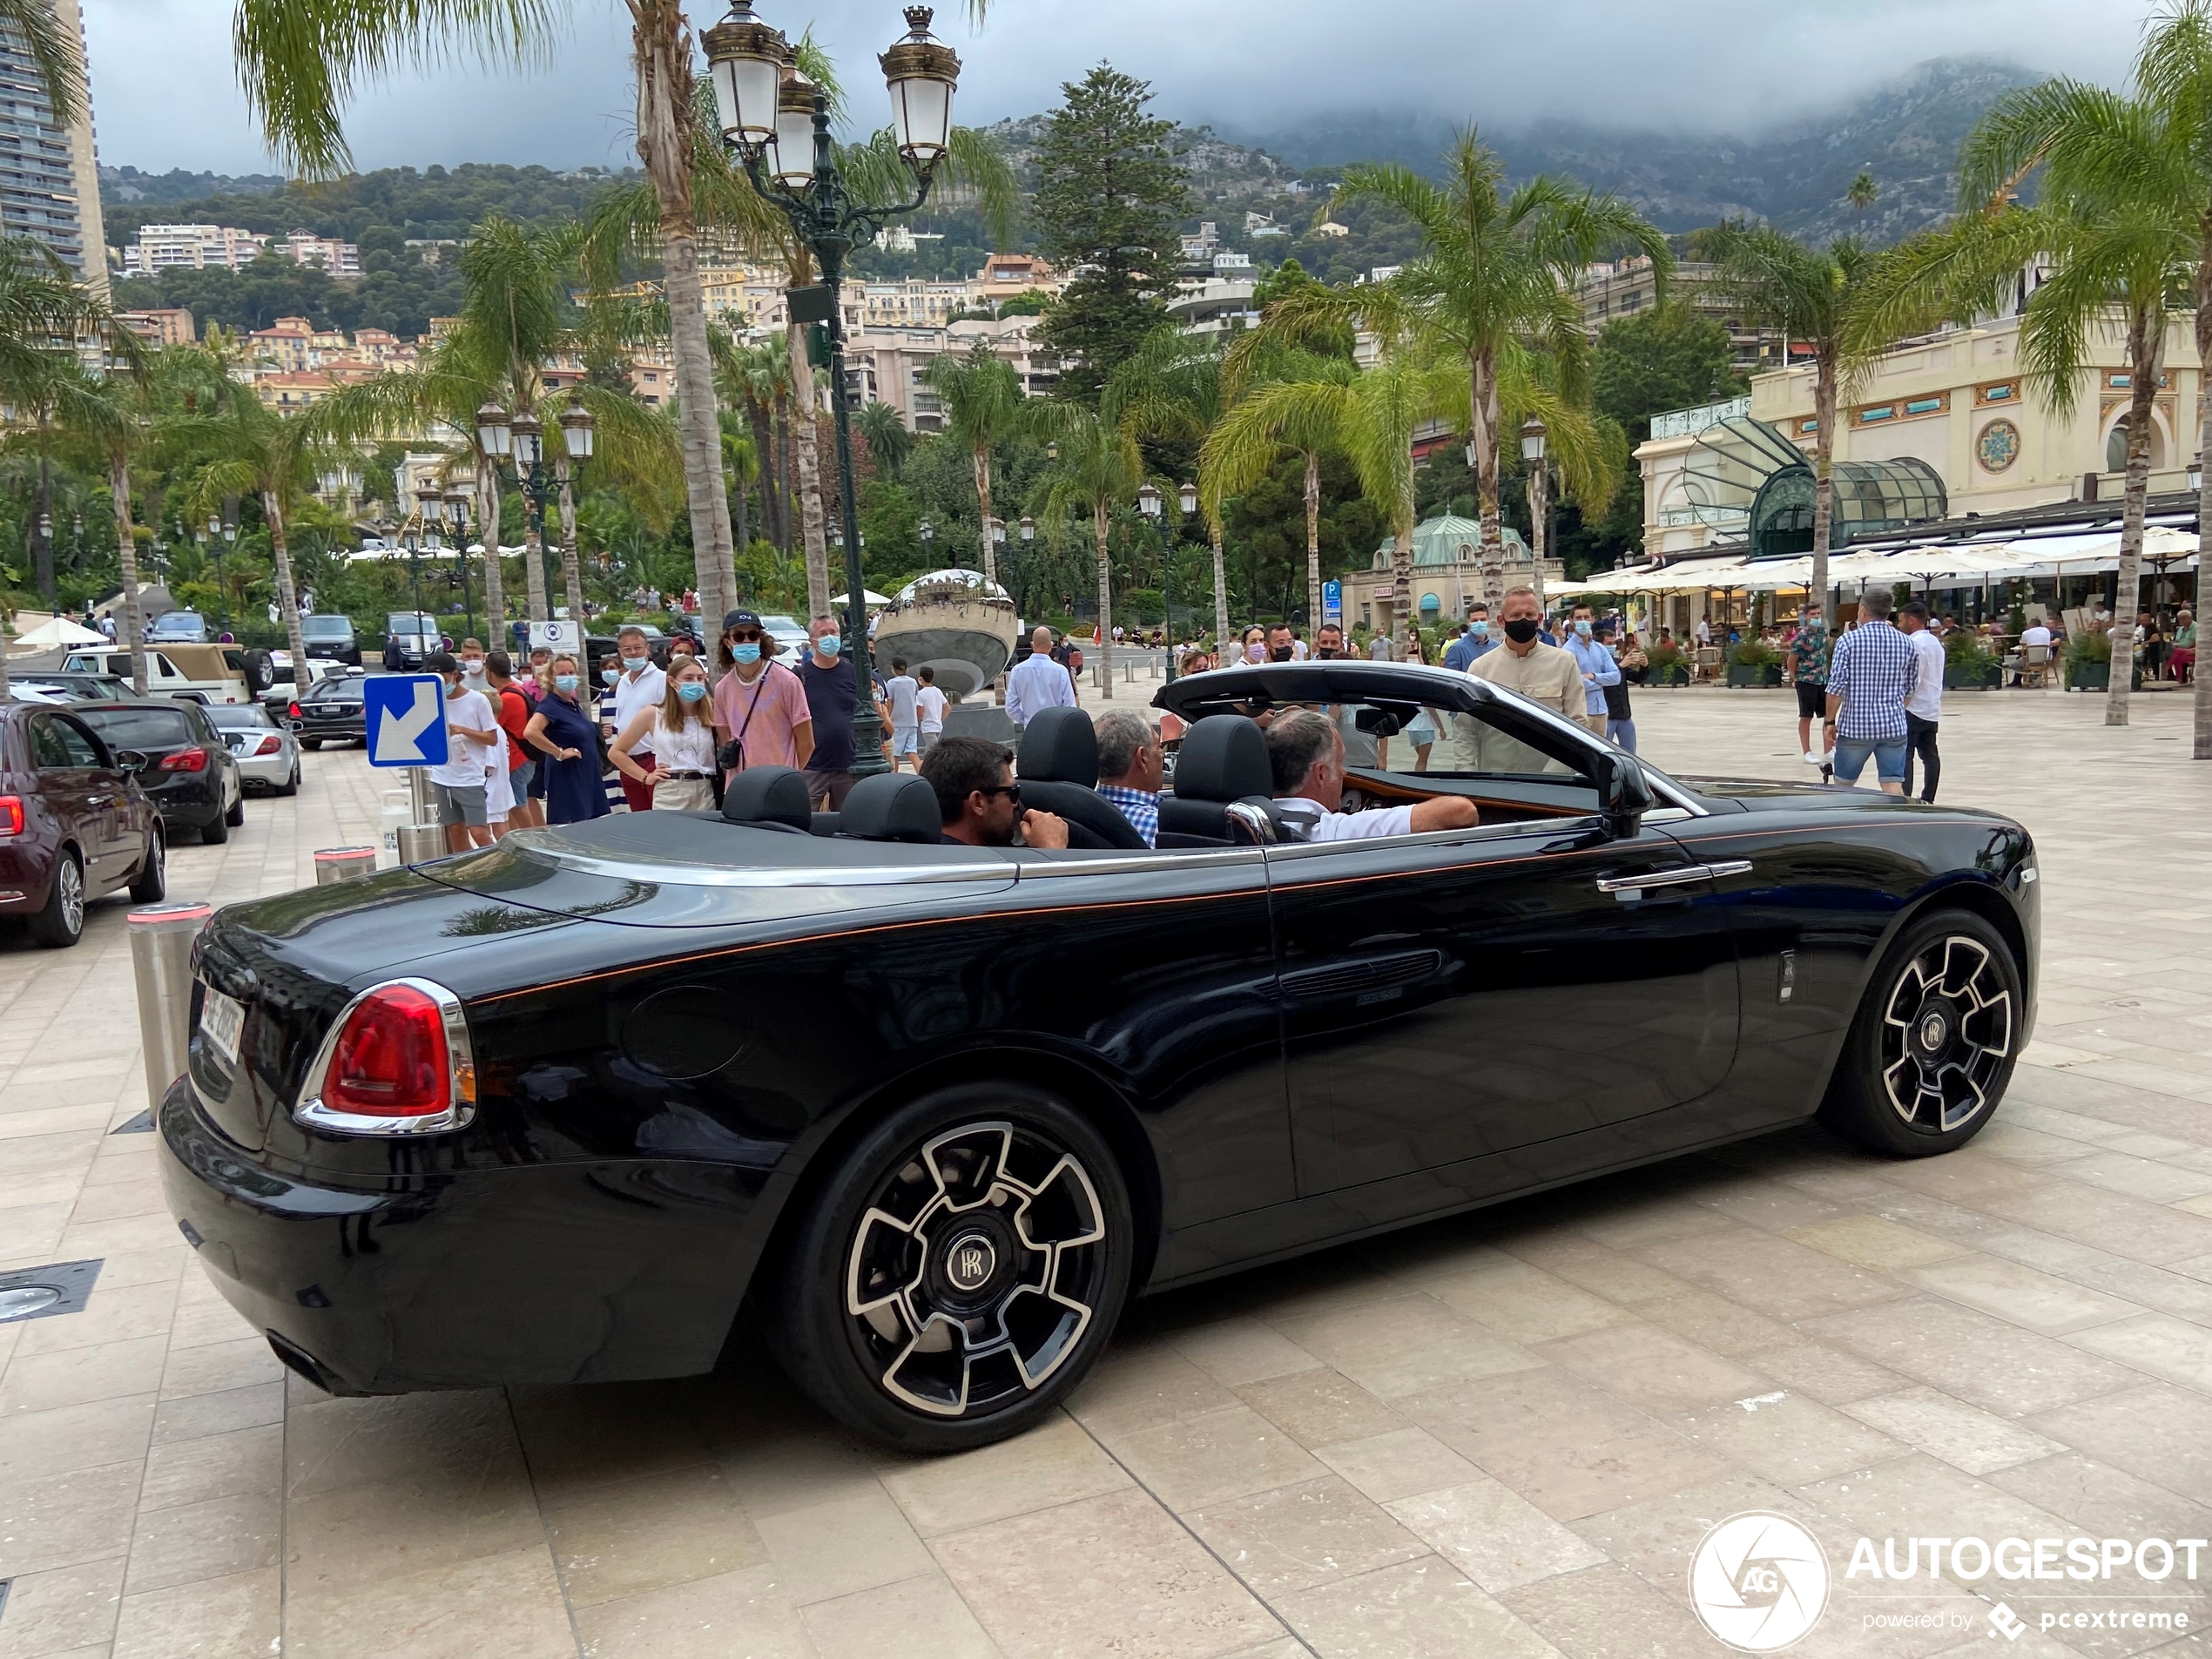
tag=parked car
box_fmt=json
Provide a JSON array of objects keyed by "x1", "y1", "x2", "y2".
[
  {"x1": 257, "y1": 651, "x2": 339, "y2": 717},
  {"x1": 759, "y1": 613, "x2": 811, "y2": 658},
  {"x1": 383, "y1": 612, "x2": 442, "y2": 671},
  {"x1": 62, "y1": 645, "x2": 266, "y2": 705},
  {"x1": 288, "y1": 669, "x2": 369, "y2": 749},
  {"x1": 71, "y1": 701, "x2": 244, "y2": 844},
  {"x1": 145, "y1": 610, "x2": 209, "y2": 644},
  {"x1": 11, "y1": 672, "x2": 132, "y2": 702},
  {"x1": 300, "y1": 613, "x2": 361, "y2": 667},
  {"x1": 206, "y1": 703, "x2": 300, "y2": 795},
  {"x1": 0, "y1": 702, "x2": 165, "y2": 948},
  {"x1": 157, "y1": 662, "x2": 2039, "y2": 1452}
]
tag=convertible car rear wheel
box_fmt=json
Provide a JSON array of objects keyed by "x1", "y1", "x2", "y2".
[
  {"x1": 773, "y1": 1084, "x2": 1133, "y2": 1451},
  {"x1": 1820, "y1": 909, "x2": 2020, "y2": 1157}
]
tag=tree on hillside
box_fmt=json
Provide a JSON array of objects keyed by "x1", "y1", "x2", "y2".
[
  {"x1": 923, "y1": 341, "x2": 1024, "y2": 583},
  {"x1": 1034, "y1": 64, "x2": 1192, "y2": 403},
  {"x1": 1592, "y1": 301, "x2": 1743, "y2": 443},
  {"x1": 1847, "y1": 172, "x2": 1879, "y2": 220}
]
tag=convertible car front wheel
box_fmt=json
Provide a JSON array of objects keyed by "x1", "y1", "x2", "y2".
[
  {"x1": 772, "y1": 1084, "x2": 1133, "y2": 1451},
  {"x1": 1819, "y1": 908, "x2": 2020, "y2": 1157}
]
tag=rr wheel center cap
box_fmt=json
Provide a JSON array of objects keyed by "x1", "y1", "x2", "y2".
[
  {"x1": 941, "y1": 1231, "x2": 997, "y2": 1294},
  {"x1": 1914, "y1": 1006, "x2": 1951, "y2": 1056}
]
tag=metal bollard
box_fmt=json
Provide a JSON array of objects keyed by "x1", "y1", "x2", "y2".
[
  {"x1": 128, "y1": 900, "x2": 213, "y2": 1110},
  {"x1": 395, "y1": 823, "x2": 446, "y2": 865},
  {"x1": 1125, "y1": 660, "x2": 1135, "y2": 684},
  {"x1": 313, "y1": 846, "x2": 379, "y2": 886}
]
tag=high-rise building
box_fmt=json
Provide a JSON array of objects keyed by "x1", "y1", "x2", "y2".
[{"x1": 0, "y1": 0, "x2": 107, "y2": 298}]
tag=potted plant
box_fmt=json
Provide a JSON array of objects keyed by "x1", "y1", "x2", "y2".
[
  {"x1": 1941, "y1": 631, "x2": 2001, "y2": 691},
  {"x1": 2062, "y1": 629, "x2": 2141, "y2": 691},
  {"x1": 1725, "y1": 638, "x2": 1783, "y2": 687},
  {"x1": 1647, "y1": 640, "x2": 1687, "y2": 685}
]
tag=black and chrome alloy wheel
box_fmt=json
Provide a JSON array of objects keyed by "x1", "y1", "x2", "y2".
[
  {"x1": 1878, "y1": 934, "x2": 2013, "y2": 1132},
  {"x1": 776, "y1": 1085, "x2": 1132, "y2": 1450}
]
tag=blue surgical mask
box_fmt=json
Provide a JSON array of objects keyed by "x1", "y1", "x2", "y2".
[
  {"x1": 555, "y1": 673, "x2": 579, "y2": 693},
  {"x1": 1575, "y1": 619, "x2": 1593, "y2": 637},
  {"x1": 677, "y1": 679, "x2": 709, "y2": 703},
  {"x1": 622, "y1": 654, "x2": 647, "y2": 673},
  {"x1": 732, "y1": 643, "x2": 761, "y2": 664},
  {"x1": 815, "y1": 634, "x2": 841, "y2": 657},
  {"x1": 601, "y1": 665, "x2": 620, "y2": 684}
]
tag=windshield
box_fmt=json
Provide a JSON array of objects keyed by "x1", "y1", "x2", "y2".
[
  {"x1": 388, "y1": 613, "x2": 436, "y2": 634},
  {"x1": 76, "y1": 707, "x2": 192, "y2": 747},
  {"x1": 207, "y1": 704, "x2": 277, "y2": 729},
  {"x1": 150, "y1": 612, "x2": 203, "y2": 634},
  {"x1": 302, "y1": 617, "x2": 352, "y2": 638},
  {"x1": 307, "y1": 677, "x2": 361, "y2": 701}
]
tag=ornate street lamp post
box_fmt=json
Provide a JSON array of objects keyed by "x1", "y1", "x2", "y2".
[
  {"x1": 1520, "y1": 415, "x2": 1549, "y2": 616},
  {"x1": 444, "y1": 489, "x2": 475, "y2": 639},
  {"x1": 707, "y1": 1, "x2": 959, "y2": 777},
  {"x1": 475, "y1": 400, "x2": 595, "y2": 625}
]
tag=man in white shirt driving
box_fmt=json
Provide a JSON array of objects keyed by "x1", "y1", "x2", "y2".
[{"x1": 1268, "y1": 710, "x2": 1477, "y2": 842}]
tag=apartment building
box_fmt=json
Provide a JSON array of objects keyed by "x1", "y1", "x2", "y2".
[
  {"x1": 117, "y1": 307, "x2": 194, "y2": 347},
  {"x1": 0, "y1": 0, "x2": 106, "y2": 296},
  {"x1": 118, "y1": 223, "x2": 267, "y2": 276},
  {"x1": 841, "y1": 316, "x2": 1059, "y2": 431}
]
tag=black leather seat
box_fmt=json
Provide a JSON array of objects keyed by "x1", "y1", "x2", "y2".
[
  {"x1": 719, "y1": 765, "x2": 811, "y2": 833},
  {"x1": 1015, "y1": 707, "x2": 1150, "y2": 851},
  {"x1": 838, "y1": 773, "x2": 944, "y2": 843},
  {"x1": 1158, "y1": 715, "x2": 1280, "y2": 846}
]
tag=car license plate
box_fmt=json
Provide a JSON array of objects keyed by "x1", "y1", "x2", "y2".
[{"x1": 200, "y1": 988, "x2": 245, "y2": 1069}]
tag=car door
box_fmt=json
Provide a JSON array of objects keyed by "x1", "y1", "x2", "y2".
[
  {"x1": 46, "y1": 711, "x2": 132, "y2": 889},
  {"x1": 24, "y1": 712, "x2": 104, "y2": 884}
]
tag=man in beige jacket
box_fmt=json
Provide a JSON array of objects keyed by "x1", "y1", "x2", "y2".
[{"x1": 1453, "y1": 585, "x2": 1585, "y2": 769}]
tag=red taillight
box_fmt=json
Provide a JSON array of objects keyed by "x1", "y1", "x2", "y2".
[
  {"x1": 0, "y1": 796, "x2": 21, "y2": 837},
  {"x1": 321, "y1": 985, "x2": 457, "y2": 1117},
  {"x1": 287, "y1": 701, "x2": 303, "y2": 719},
  {"x1": 253, "y1": 735, "x2": 281, "y2": 755},
  {"x1": 158, "y1": 748, "x2": 211, "y2": 772}
]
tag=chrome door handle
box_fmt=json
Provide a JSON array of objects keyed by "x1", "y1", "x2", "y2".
[{"x1": 1595, "y1": 860, "x2": 1750, "y2": 895}]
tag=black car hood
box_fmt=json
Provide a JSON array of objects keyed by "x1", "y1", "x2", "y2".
[{"x1": 1681, "y1": 776, "x2": 1996, "y2": 817}]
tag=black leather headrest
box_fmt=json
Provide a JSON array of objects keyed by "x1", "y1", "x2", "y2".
[
  {"x1": 839, "y1": 773, "x2": 943, "y2": 843},
  {"x1": 1172, "y1": 715, "x2": 1271, "y2": 804},
  {"x1": 720, "y1": 765, "x2": 812, "y2": 830},
  {"x1": 1018, "y1": 705, "x2": 1097, "y2": 786}
]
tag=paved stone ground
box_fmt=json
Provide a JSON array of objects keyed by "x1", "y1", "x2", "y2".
[{"x1": 3, "y1": 685, "x2": 2212, "y2": 1658}]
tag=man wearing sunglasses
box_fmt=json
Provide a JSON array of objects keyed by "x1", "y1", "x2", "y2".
[
  {"x1": 711, "y1": 608, "x2": 813, "y2": 778},
  {"x1": 923, "y1": 737, "x2": 1069, "y2": 848}
]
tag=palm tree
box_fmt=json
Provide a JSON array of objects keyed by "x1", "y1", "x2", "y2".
[
  {"x1": 856, "y1": 398, "x2": 912, "y2": 475},
  {"x1": 1326, "y1": 133, "x2": 1668, "y2": 595},
  {"x1": 924, "y1": 341, "x2": 1023, "y2": 583},
  {"x1": 1116, "y1": 329, "x2": 1238, "y2": 644},
  {"x1": 53, "y1": 364, "x2": 160, "y2": 694},
  {"x1": 1847, "y1": 171, "x2": 1879, "y2": 220},
  {"x1": 1028, "y1": 388, "x2": 1143, "y2": 697},
  {"x1": 1202, "y1": 344, "x2": 1353, "y2": 637},
  {"x1": 1709, "y1": 224, "x2": 1885, "y2": 613}
]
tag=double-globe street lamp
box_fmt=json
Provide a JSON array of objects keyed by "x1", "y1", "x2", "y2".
[
  {"x1": 1136, "y1": 482, "x2": 1198, "y2": 683},
  {"x1": 414, "y1": 483, "x2": 479, "y2": 641},
  {"x1": 475, "y1": 398, "x2": 597, "y2": 635},
  {"x1": 706, "y1": 0, "x2": 959, "y2": 778}
]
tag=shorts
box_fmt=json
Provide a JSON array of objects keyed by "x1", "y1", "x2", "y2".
[
  {"x1": 652, "y1": 776, "x2": 715, "y2": 813},
  {"x1": 1831, "y1": 735, "x2": 1907, "y2": 786},
  {"x1": 806, "y1": 770, "x2": 856, "y2": 810},
  {"x1": 892, "y1": 725, "x2": 921, "y2": 757},
  {"x1": 527, "y1": 755, "x2": 548, "y2": 799},
  {"x1": 509, "y1": 759, "x2": 536, "y2": 795},
  {"x1": 431, "y1": 780, "x2": 489, "y2": 826},
  {"x1": 921, "y1": 730, "x2": 942, "y2": 754},
  {"x1": 1795, "y1": 680, "x2": 1828, "y2": 719}
]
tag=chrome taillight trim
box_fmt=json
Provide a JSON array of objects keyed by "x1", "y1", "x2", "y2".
[{"x1": 293, "y1": 975, "x2": 478, "y2": 1136}]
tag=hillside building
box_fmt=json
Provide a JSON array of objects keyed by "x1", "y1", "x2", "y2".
[{"x1": 0, "y1": 0, "x2": 106, "y2": 297}]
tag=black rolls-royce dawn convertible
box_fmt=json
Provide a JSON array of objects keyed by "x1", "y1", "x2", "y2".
[{"x1": 159, "y1": 661, "x2": 2037, "y2": 1450}]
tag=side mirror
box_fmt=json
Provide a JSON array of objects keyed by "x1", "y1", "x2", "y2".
[
  {"x1": 113, "y1": 749, "x2": 148, "y2": 774},
  {"x1": 1594, "y1": 752, "x2": 1654, "y2": 838}
]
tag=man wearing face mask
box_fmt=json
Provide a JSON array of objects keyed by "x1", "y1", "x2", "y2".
[
  {"x1": 604, "y1": 625, "x2": 667, "y2": 812},
  {"x1": 796, "y1": 615, "x2": 863, "y2": 809},
  {"x1": 1561, "y1": 604, "x2": 1621, "y2": 736},
  {"x1": 1468, "y1": 586, "x2": 1583, "y2": 718},
  {"x1": 1266, "y1": 624, "x2": 1298, "y2": 664},
  {"x1": 711, "y1": 608, "x2": 813, "y2": 782},
  {"x1": 1444, "y1": 604, "x2": 1494, "y2": 671},
  {"x1": 423, "y1": 651, "x2": 501, "y2": 853}
]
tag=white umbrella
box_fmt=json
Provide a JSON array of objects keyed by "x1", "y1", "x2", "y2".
[{"x1": 10, "y1": 615, "x2": 107, "y2": 649}]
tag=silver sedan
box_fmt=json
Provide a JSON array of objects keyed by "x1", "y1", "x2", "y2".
[{"x1": 206, "y1": 702, "x2": 301, "y2": 795}]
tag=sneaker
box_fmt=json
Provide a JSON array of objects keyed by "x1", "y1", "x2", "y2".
[{"x1": 1802, "y1": 749, "x2": 1826, "y2": 766}]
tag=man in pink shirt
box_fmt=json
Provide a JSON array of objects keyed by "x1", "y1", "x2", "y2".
[{"x1": 711, "y1": 608, "x2": 814, "y2": 776}]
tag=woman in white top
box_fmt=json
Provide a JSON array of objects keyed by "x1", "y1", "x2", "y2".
[{"x1": 610, "y1": 657, "x2": 719, "y2": 812}]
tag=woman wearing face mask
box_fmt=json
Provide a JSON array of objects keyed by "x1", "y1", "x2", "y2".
[
  {"x1": 611, "y1": 658, "x2": 718, "y2": 812},
  {"x1": 523, "y1": 654, "x2": 609, "y2": 825},
  {"x1": 1239, "y1": 625, "x2": 1268, "y2": 666}
]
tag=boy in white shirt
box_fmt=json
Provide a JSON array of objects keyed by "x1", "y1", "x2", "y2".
[
  {"x1": 914, "y1": 665, "x2": 948, "y2": 755},
  {"x1": 427, "y1": 651, "x2": 501, "y2": 851}
]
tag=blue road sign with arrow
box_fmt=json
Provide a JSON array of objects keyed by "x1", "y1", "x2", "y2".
[{"x1": 364, "y1": 674, "x2": 450, "y2": 769}]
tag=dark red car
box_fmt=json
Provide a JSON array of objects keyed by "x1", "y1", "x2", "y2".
[{"x1": 0, "y1": 702, "x2": 165, "y2": 948}]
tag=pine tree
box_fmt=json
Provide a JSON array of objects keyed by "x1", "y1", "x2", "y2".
[{"x1": 1034, "y1": 64, "x2": 1191, "y2": 404}]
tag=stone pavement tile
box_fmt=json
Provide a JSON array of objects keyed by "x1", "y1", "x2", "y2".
[
  {"x1": 1273, "y1": 1554, "x2": 1561, "y2": 1659},
  {"x1": 1899, "y1": 1253, "x2": 2146, "y2": 1336},
  {"x1": 0, "y1": 1103, "x2": 113, "y2": 1142},
  {"x1": 573, "y1": 1562, "x2": 820, "y2": 1659},
  {"x1": 1785, "y1": 1215, "x2": 1977, "y2": 1271},
  {"x1": 1314, "y1": 1426, "x2": 1481, "y2": 1506},
  {"x1": 110, "y1": 1565, "x2": 277, "y2": 1659},
  {"x1": 14, "y1": 1284, "x2": 180, "y2": 1359},
  {"x1": 0, "y1": 1127, "x2": 102, "y2": 1177},
  {"x1": 1633, "y1": 1286, "x2": 1800, "y2": 1358},
  {"x1": 1974, "y1": 1177, "x2": 2212, "y2": 1264},
  {"x1": 150, "y1": 1381, "x2": 281, "y2": 1447},
  {"x1": 1399, "y1": 1367, "x2": 1728, "y2": 1523},
  {"x1": 1569, "y1": 1469, "x2": 1811, "y2": 1611},
  {"x1": 1232, "y1": 1368, "x2": 1403, "y2": 1451},
  {"x1": 873, "y1": 1412, "x2": 1130, "y2": 1537},
  {"x1": 1801, "y1": 1453, "x2": 2073, "y2": 1549},
  {"x1": 285, "y1": 1460, "x2": 545, "y2": 1600},
  {"x1": 1567, "y1": 1193, "x2": 1737, "y2": 1252},
  {"x1": 2062, "y1": 1312, "x2": 2212, "y2": 1393},
  {"x1": 752, "y1": 1485, "x2": 938, "y2": 1607},
  {"x1": 1224, "y1": 1257, "x2": 1408, "y2": 1325},
  {"x1": 1737, "y1": 1341, "x2": 1907, "y2": 1406},
  {"x1": 931, "y1": 1487, "x2": 1285, "y2": 1659},
  {"x1": 1498, "y1": 1561, "x2": 1714, "y2": 1659},
  {"x1": 509, "y1": 1379, "x2": 715, "y2": 1498},
  {"x1": 1420, "y1": 1259, "x2": 1640, "y2": 1344},
  {"x1": 58, "y1": 1212, "x2": 201, "y2": 1262},
  {"x1": 1533, "y1": 1323, "x2": 1770, "y2": 1414},
  {"x1": 1165, "y1": 1316, "x2": 1325, "y2": 1387},
  {"x1": 543, "y1": 1461, "x2": 769, "y2": 1608},
  {"x1": 717, "y1": 1428, "x2": 887, "y2": 1522},
  {"x1": 161, "y1": 1296, "x2": 254, "y2": 1353},
  {"x1": 286, "y1": 1389, "x2": 518, "y2": 1500},
  {"x1": 1669, "y1": 1392, "x2": 1905, "y2": 1485},
  {"x1": 0, "y1": 1555, "x2": 124, "y2": 1659},
  {"x1": 1065, "y1": 1340, "x2": 1237, "y2": 1436},
  {"x1": 1635, "y1": 1227, "x2": 1905, "y2": 1322},
  {"x1": 287, "y1": 1544, "x2": 576, "y2": 1659},
  {"x1": 0, "y1": 1393, "x2": 155, "y2": 1485},
  {"x1": 1968, "y1": 1121, "x2": 2103, "y2": 1170},
  {"x1": 2058, "y1": 1151, "x2": 2212, "y2": 1204},
  {"x1": 0, "y1": 1460, "x2": 143, "y2": 1579},
  {"x1": 0, "y1": 1199, "x2": 73, "y2": 1261},
  {"x1": 1498, "y1": 1237, "x2": 1686, "y2": 1306},
  {"x1": 1184, "y1": 1474, "x2": 1426, "y2": 1597},
  {"x1": 1867, "y1": 1150, "x2": 2058, "y2": 1207},
  {"x1": 1798, "y1": 1295, "x2": 2140, "y2": 1416},
  {"x1": 138, "y1": 1422, "x2": 280, "y2": 1514},
  {"x1": 157, "y1": 1335, "x2": 280, "y2": 1401},
  {"x1": 1385, "y1": 1476, "x2": 1608, "y2": 1595},
  {"x1": 0, "y1": 1336, "x2": 168, "y2": 1417},
  {"x1": 66, "y1": 1179, "x2": 169, "y2": 1227},
  {"x1": 1988, "y1": 1451, "x2": 2212, "y2": 1541},
  {"x1": 1965, "y1": 1228, "x2": 2212, "y2": 1327},
  {"x1": 798, "y1": 1572, "x2": 1001, "y2": 1659},
  {"x1": 1840, "y1": 1386, "x2": 2066, "y2": 1476},
  {"x1": 1094, "y1": 1403, "x2": 1325, "y2": 1514},
  {"x1": 122, "y1": 1488, "x2": 280, "y2": 1595},
  {"x1": 1268, "y1": 1293, "x2": 1543, "y2": 1400},
  {"x1": 1691, "y1": 1176, "x2": 1857, "y2": 1236}
]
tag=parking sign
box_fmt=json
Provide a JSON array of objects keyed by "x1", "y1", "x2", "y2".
[
  {"x1": 363, "y1": 674, "x2": 450, "y2": 769},
  {"x1": 1323, "y1": 579, "x2": 1343, "y2": 624}
]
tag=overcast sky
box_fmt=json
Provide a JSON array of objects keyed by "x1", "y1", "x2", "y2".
[{"x1": 90, "y1": 0, "x2": 2147, "y2": 177}]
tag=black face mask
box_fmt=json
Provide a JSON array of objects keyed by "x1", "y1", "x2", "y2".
[
  {"x1": 1314, "y1": 647, "x2": 1341, "y2": 659},
  {"x1": 1270, "y1": 645, "x2": 1294, "y2": 662},
  {"x1": 1504, "y1": 617, "x2": 1541, "y2": 644}
]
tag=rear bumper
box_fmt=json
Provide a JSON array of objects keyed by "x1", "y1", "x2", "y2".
[
  {"x1": 236, "y1": 752, "x2": 290, "y2": 787},
  {"x1": 156, "y1": 1076, "x2": 759, "y2": 1393},
  {"x1": 0, "y1": 844, "x2": 53, "y2": 910},
  {"x1": 145, "y1": 778, "x2": 223, "y2": 825}
]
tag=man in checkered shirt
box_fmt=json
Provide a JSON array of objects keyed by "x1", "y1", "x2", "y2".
[{"x1": 1822, "y1": 587, "x2": 1914, "y2": 794}]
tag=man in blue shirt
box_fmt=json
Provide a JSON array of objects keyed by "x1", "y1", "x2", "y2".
[
  {"x1": 1444, "y1": 604, "x2": 1494, "y2": 671},
  {"x1": 1562, "y1": 604, "x2": 1621, "y2": 735},
  {"x1": 1823, "y1": 589, "x2": 1915, "y2": 794}
]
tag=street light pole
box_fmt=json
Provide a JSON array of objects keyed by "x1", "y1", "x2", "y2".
[
  {"x1": 708, "y1": 0, "x2": 959, "y2": 779},
  {"x1": 446, "y1": 489, "x2": 475, "y2": 639},
  {"x1": 1520, "y1": 415, "x2": 1549, "y2": 617},
  {"x1": 475, "y1": 400, "x2": 594, "y2": 633}
]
